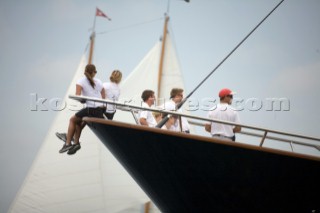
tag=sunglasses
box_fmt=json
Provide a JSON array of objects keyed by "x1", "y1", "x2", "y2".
[{"x1": 227, "y1": 95, "x2": 233, "y2": 99}]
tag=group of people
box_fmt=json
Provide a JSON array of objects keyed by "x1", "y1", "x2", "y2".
[
  {"x1": 138, "y1": 88, "x2": 190, "y2": 133},
  {"x1": 57, "y1": 64, "x2": 122, "y2": 155},
  {"x1": 138, "y1": 87, "x2": 241, "y2": 141},
  {"x1": 58, "y1": 63, "x2": 241, "y2": 155}
]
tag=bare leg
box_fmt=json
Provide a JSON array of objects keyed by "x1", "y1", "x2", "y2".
[
  {"x1": 66, "y1": 115, "x2": 81, "y2": 145},
  {"x1": 81, "y1": 121, "x2": 86, "y2": 130},
  {"x1": 73, "y1": 121, "x2": 86, "y2": 144},
  {"x1": 73, "y1": 123, "x2": 82, "y2": 144}
]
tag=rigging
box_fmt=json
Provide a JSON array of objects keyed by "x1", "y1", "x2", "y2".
[{"x1": 156, "y1": 0, "x2": 285, "y2": 128}]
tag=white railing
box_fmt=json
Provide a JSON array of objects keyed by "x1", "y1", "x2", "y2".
[
  {"x1": 188, "y1": 121, "x2": 320, "y2": 153},
  {"x1": 69, "y1": 95, "x2": 320, "y2": 157}
]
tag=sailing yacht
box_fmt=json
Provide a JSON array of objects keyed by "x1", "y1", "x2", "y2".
[
  {"x1": 9, "y1": 2, "x2": 320, "y2": 212},
  {"x1": 9, "y1": 7, "x2": 185, "y2": 213},
  {"x1": 69, "y1": 2, "x2": 320, "y2": 212},
  {"x1": 82, "y1": 112, "x2": 320, "y2": 212}
]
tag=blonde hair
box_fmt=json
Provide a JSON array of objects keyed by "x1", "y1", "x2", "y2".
[
  {"x1": 110, "y1": 70, "x2": 122, "y2": 84},
  {"x1": 84, "y1": 64, "x2": 97, "y2": 88},
  {"x1": 170, "y1": 88, "x2": 184, "y2": 99}
]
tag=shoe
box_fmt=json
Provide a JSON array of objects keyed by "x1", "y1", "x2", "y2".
[
  {"x1": 67, "y1": 144, "x2": 81, "y2": 155},
  {"x1": 56, "y1": 132, "x2": 78, "y2": 144},
  {"x1": 59, "y1": 144, "x2": 73, "y2": 153},
  {"x1": 56, "y1": 132, "x2": 67, "y2": 142}
]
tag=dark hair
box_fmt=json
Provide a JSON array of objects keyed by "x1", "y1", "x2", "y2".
[
  {"x1": 84, "y1": 64, "x2": 97, "y2": 88},
  {"x1": 141, "y1": 90, "x2": 154, "y2": 102},
  {"x1": 170, "y1": 88, "x2": 184, "y2": 99}
]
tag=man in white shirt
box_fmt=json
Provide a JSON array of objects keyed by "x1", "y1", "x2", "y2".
[
  {"x1": 139, "y1": 90, "x2": 157, "y2": 127},
  {"x1": 161, "y1": 88, "x2": 190, "y2": 133},
  {"x1": 205, "y1": 88, "x2": 241, "y2": 141}
]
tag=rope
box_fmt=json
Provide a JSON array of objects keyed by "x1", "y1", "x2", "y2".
[{"x1": 156, "y1": 0, "x2": 285, "y2": 128}]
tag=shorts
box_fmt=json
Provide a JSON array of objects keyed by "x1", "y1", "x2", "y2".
[
  {"x1": 212, "y1": 134, "x2": 234, "y2": 141},
  {"x1": 104, "y1": 111, "x2": 116, "y2": 120},
  {"x1": 75, "y1": 107, "x2": 104, "y2": 119}
]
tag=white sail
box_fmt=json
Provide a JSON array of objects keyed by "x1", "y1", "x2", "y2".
[
  {"x1": 116, "y1": 33, "x2": 185, "y2": 115},
  {"x1": 9, "y1": 55, "x2": 147, "y2": 213},
  {"x1": 9, "y1": 34, "x2": 185, "y2": 213}
]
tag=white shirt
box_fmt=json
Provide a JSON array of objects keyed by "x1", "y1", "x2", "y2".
[
  {"x1": 208, "y1": 103, "x2": 241, "y2": 137},
  {"x1": 139, "y1": 102, "x2": 157, "y2": 127},
  {"x1": 76, "y1": 77, "x2": 104, "y2": 108},
  {"x1": 161, "y1": 100, "x2": 190, "y2": 132},
  {"x1": 103, "y1": 82, "x2": 120, "y2": 113},
  {"x1": 161, "y1": 120, "x2": 177, "y2": 131}
]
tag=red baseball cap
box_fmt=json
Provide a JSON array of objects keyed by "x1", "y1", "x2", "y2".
[{"x1": 219, "y1": 88, "x2": 236, "y2": 98}]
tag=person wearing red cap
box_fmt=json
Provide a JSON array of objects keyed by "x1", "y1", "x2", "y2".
[{"x1": 205, "y1": 88, "x2": 241, "y2": 141}]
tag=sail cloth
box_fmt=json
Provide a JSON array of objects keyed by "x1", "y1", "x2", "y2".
[
  {"x1": 9, "y1": 33, "x2": 185, "y2": 213},
  {"x1": 115, "y1": 33, "x2": 186, "y2": 123},
  {"x1": 8, "y1": 56, "x2": 147, "y2": 213}
]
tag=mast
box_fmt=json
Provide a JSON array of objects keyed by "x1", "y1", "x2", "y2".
[
  {"x1": 88, "y1": 10, "x2": 97, "y2": 65},
  {"x1": 157, "y1": 14, "x2": 169, "y2": 99},
  {"x1": 88, "y1": 31, "x2": 95, "y2": 64},
  {"x1": 156, "y1": 0, "x2": 285, "y2": 128},
  {"x1": 157, "y1": 0, "x2": 189, "y2": 100}
]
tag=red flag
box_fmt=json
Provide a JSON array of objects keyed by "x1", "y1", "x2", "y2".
[{"x1": 96, "y1": 8, "x2": 111, "y2": 21}]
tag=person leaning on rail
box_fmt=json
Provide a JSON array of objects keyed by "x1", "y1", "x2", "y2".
[
  {"x1": 160, "y1": 88, "x2": 190, "y2": 133},
  {"x1": 205, "y1": 88, "x2": 241, "y2": 141}
]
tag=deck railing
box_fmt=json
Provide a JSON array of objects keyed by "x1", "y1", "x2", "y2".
[{"x1": 69, "y1": 95, "x2": 320, "y2": 157}]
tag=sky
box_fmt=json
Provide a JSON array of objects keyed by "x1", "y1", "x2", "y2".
[{"x1": 1, "y1": 0, "x2": 320, "y2": 212}]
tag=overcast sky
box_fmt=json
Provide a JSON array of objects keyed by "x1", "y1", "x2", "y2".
[{"x1": 1, "y1": 0, "x2": 320, "y2": 212}]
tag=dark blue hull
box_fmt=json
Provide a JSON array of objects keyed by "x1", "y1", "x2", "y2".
[{"x1": 84, "y1": 117, "x2": 320, "y2": 213}]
